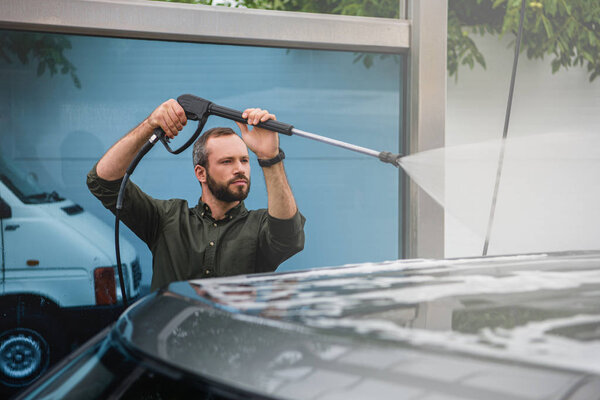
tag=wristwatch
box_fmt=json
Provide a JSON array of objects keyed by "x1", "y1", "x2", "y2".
[{"x1": 258, "y1": 148, "x2": 285, "y2": 167}]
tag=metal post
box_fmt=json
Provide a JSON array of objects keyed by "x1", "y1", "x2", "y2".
[{"x1": 405, "y1": 0, "x2": 447, "y2": 258}]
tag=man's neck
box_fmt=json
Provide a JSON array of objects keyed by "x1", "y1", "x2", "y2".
[{"x1": 201, "y1": 195, "x2": 239, "y2": 221}]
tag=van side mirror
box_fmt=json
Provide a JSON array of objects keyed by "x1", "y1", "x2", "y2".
[{"x1": 0, "y1": 197, "x2": 11, "y2": 219}]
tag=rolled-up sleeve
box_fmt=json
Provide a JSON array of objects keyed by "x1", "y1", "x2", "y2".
[
  {"x1": 256, "y1": 210, "x2": 306, "y2": 272},
  {"x1": 86, "y1": 164, "x2": 161, "y2": 247}
]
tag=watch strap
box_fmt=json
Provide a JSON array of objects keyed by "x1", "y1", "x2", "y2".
[{"x1": 258, "y1": 148, "x2": 285, "y2": 167}]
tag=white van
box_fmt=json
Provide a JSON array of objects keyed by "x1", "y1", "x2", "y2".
[{"x1": 0, "y1": 154, "x2": 140, "y2": 389}]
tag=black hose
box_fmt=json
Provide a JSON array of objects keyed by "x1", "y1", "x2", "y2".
[
  {"x1": 114, "y1": 205, "x2": 128, "y2": 307},
  {"x1": 482, "y1": 0, "x2": 527, "y2": 256},
  {"x1": 113, "y1": 124, "x2": 205, "y2": 306},
  {"x1": 114, "y1": 131, "x2": 164, "y2": 306}
]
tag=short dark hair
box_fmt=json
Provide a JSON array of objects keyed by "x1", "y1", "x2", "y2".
[{"x1": 192, "y1": 127, "x2": 237, "y2": 167}]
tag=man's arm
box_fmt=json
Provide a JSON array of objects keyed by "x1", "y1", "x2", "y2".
[
  {"x1": 260, "y1": 161, "x2": 297, "y2": 219},
  {"x1": 97, "y1": 99, "x2": 187, "y2": 180},
  {"x1": 235, "y1": 108, "x2": 297, "y2": 219}
]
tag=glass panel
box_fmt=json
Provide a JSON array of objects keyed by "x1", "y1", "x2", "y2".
[
  {"x1": 0, "y1": 28, "x2": 403, "y2": 389},
  {"x1": 0, "y1": 28, "x2": 403, "y2": 277},
  {"x1": 445, "y1": 25, "x2": 600, "y2": 257}
]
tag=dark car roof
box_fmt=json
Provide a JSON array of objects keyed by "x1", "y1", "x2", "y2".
[{"x1": 117, "y1": 251, "x2": 600, "y2": 399}]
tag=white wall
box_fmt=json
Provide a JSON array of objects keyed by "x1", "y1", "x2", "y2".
[{"x1": 444, "y1": 34, "x2": 600, "y2": 257}]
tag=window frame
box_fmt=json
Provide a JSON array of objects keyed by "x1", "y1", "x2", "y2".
[{"x1": 0, "y1": 0, "x2": 447, "y2": 259}]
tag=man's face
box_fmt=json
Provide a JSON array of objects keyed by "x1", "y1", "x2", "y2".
[{"x1": 202, "y1": 135, "x2": 251, "y2": 202}]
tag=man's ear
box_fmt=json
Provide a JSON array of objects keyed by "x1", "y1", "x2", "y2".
[{"x1": 194, "y1": 164, "x2": 206, "y2": 183}]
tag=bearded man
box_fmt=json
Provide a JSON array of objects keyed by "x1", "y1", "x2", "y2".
[{"x1": 87, "y1": 99, "x2": 305, "y2": 291}]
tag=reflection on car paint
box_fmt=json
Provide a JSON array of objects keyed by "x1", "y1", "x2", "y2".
[{"x1": 186, "y1": 252, "x2": 600, "y2": 376}]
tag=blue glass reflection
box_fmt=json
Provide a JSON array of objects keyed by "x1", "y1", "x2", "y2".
[{"x1": 0, "y1": 30, "x2": 403, "y2": 287}]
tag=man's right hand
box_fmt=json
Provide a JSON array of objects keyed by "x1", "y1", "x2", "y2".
[
  {"x1": 96, "y1": 99, "x2": 188, "y2": 180},
  {"x1": 145, "y1": 99, "x2": 188, "y2": 139}
]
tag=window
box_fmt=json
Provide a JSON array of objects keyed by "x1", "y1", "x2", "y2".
[{"x1": 0, "y1": 24, "x2": 404, "y2": 392}]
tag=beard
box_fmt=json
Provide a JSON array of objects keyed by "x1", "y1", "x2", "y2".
[{"x1": 205, "y1": 170, "x2": 251, "y2": 203}]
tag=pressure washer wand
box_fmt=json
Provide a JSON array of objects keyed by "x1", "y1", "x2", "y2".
[
  {"x1": 290, "y1": 128, "x2": 402, "y2": 167},
  {"x1": 207, "y1": 100, "x2": 402, "y2": 167}
]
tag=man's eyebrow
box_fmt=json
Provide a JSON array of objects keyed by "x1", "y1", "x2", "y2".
[{"x1": 217, "y1": 154, "x2": 249, "y2": 161}]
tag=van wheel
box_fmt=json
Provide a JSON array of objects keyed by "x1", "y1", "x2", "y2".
[{"x1": 0, "y1": 316, "x2": 66, "y2": 389}]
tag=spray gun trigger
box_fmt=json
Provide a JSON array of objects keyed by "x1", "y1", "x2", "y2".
[{"x1": 159, "y1": 134, "x2": 171, "y2": 145}]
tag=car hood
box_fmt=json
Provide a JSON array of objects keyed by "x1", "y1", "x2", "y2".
[{"x1": 117, "y1": 251, "x2": 600, "y2": 400}]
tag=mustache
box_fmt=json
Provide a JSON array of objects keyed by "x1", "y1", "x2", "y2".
[{"x1": 228, "y1": 173, "x2": 249, "y2": 184}]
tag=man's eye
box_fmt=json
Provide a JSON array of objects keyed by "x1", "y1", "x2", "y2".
[
  {"x1": 241, "y1": 159, "x2": 249, "y2": 163},
  {"x1": 222, "y1": 160, "x2": 231, "y2": 164}
]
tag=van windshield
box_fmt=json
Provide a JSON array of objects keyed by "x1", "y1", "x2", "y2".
[{"x1": 0, "y1": 155, "x2": 64, "y2": 204}]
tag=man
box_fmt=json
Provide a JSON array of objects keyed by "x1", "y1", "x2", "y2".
[{"x1": 87, "y1": 99, "x2": 305, "y2": 291}]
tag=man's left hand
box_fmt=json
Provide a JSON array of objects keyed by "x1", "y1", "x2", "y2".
[{"x1": 236, "y1": 108, "x2": 279, "y2": 160}]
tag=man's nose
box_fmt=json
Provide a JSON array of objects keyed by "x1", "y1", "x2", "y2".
[{"x1": 232, "y1": 159, "x2": 247, "y2": 173}]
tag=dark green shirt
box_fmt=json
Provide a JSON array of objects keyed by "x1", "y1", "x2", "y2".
[{"x1": 87, "y1": 166, "x2": 305, "y2": 291}]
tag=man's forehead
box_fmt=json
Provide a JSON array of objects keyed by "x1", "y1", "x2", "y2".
[{"x1": 206, "y1": 134, "x2": 248, "y2": 158}]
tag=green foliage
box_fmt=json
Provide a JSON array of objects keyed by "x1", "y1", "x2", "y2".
[
  {"x1": 448, "y1": 0, "x2": 505, "y2": 80},
  {"x1": 3, "y1": 1, "x2": 598, "y2": 86},
  {"x1": 165, "y1": 0, "x2": 600, "y2": 82},
  {"x1": 153, "y1": 0, "x2": 239, "y2": 5},
  {"x1": 450, "y1": 0, "x2": 600, "y2": 82},
  {"x1": 0, "y1": 31, "x2": 81, "y2": 88},
  {"x1": 239, "y1": 0, "x2": 399, "y2": 18},
  {"x1": 206, "y1": 0, "x2": 402, "y2": 68}
]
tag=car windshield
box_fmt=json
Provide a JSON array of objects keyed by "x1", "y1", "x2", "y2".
[
  {"x1": 21, "y1": 329, "x2": 268, "y2": 400},
  {"x1": 0, "y1": 154, "x2": 63, "y2": 204}
]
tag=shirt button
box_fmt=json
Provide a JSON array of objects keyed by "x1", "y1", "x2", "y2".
[
  {"x1": 209, "y1": 241, "x2": 214, "y2": 246},
  {"x1": 229, "y1": 216, "x2": 233, "y2": 220},
  {"x1": 205, "y1": 269, "x2": 211, "y2": 275},
  {"x1": 213, "y1": 223, "x2": 217, "y2": 227}
]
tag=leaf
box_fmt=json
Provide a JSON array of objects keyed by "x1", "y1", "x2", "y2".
[
  {"x1": 72, "y1": 72, "x2": 81, "y2": 89},
  {"x1": 541, "y1": 15, "x2": 554, "y2": 38},
  {"x1": 582, "y1": 51, "x2": 594, "y2": 64},
  {"x1": 492, "y1": 0, "x2": 505, "y2": 9},
  {"x1": 559, "y1": 0, "x2": 571, "y2": 16},
  {"x1": 546, "y1": 0, "x2": 558, "y2": 16}
]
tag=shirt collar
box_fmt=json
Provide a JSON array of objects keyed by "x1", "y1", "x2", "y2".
[{"x1": 196, "y1": 198, "x2": 248, "y2": 219}]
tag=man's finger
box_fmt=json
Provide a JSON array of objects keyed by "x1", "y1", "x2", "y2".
[
  {"x1": 245, "y1": 108, "x2": 263, "y2": 125},
  {"x1": 242, "y1": 108, "x2": 256, "y2": 121},
  {"x1": 260, "y1": 112, "x2": 276, "y2": 122},
  {"x1": 160, "y1": 114, "x2": 177, "y2": 138},
  {"x1": 172, "y1": 102, "x2": 187, "y2": 126},
  {"x1": 253, "y1": 109, "x2": 268, "y2": 125},
  {"x1": 254, "y1": 110, "x2": 266, "y2": 124},
  {"x1": 166, "y1": 105, "x2": 183, "y2": 132}
]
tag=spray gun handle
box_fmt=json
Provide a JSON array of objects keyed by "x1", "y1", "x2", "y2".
[
  {"x1": 176, "y1": 94, "x2": 294, "y2": 135},
  {"x1": 209, "y1": 103, "x2": 294, "y2": 136}
]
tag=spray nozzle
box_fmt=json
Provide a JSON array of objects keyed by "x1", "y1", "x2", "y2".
[{"x1": 378, "y1": 151, "x2": 403, "y2": 167}]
